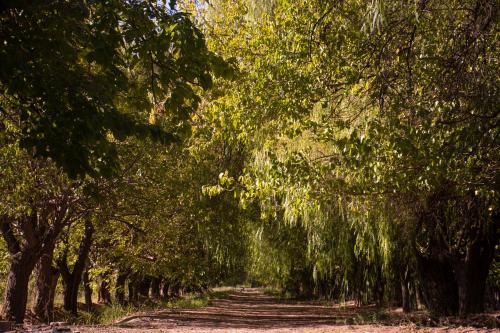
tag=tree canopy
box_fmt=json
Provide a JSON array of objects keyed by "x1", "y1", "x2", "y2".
[{"x1": 0, "y1": 0, "x2": 498, "y2": 326}]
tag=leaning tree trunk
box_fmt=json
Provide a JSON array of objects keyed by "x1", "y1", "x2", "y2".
[
  {"x1": 58, "y1": 219, "x2": 94, "y2": 315},
  {"x1": 2, "y1": 251, "x2": 39, "y2": 323},
  {"x1": 32, "y1": 244, "x2": 59, "y2": 322}
]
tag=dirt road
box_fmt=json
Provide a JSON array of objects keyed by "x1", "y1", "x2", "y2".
[{"x1": 76, "y1": 289, "x2": 498, "y2": 333}]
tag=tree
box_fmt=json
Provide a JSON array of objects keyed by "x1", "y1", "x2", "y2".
[
  {"x1": 0, "y1": 147, "x2": 85, "y2": 323},
  {"x1": 0, "y1": 0, "x2": 230, "y2": 323},
  {"x1": 57, "y1": 218, "x2": 94, "y2": 315},
  {"x1": 0, "y1": 0, "x2": 225, "y2": 178},
  {"x1": 0, "y1": 0, "x2": 496, "y2": 324},
  {"x1": 198, "y1": 0, "x2": 499, "y2": 315}
]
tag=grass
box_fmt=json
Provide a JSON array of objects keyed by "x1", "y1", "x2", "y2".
[
  {"x1": 263, "y1": 287, "x2": 294, "y2": 300},
  {"x1": 353, "y1": 309, "x2": 391, "y2": 324},
  {"x1": 60, "y1": 288, "x2": 233, "y2": 325},
  {"x1": 165, "y1": 294, "x2": 210, "y2": 310},
  {"x1": 207, "y1": 289, "x2": 231, "y2": 299},
  {"x1": 54, "y1": 304, "x2": 149, "y2": 326},
  {"x1": 95, "y1": 304, "x2": 141, "y2": 325},
  {"x1": 263, "y1": 287, "x2": 281, "y2": 297}
]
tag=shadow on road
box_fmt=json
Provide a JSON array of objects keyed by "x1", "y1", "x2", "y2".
[{"x1": 115, "y1": 288, "x2": 371, "y2": 330}]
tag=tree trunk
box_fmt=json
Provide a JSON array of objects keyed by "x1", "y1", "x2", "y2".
[
  {"x1": 401, "y1": 278, "x2": 411, "y2": 313},
  {"x1": 161, "y1": 281, "x2": 170, "y2": 301},
  {"x1": 1, "y1": 215, "x2": 41, "y2": 323},
  {"x1": 98, "y1": 273, "x2": 112, "y2": 304},
  {"x1": 82, "y1": 269, "x2": 92, "y2": 311},
  {"x1": 399, "y1": 266, "x2": 416, "y2": 313},
  {"x1": 138, "y1": 276, "x2": 151, "y2": 298},
  {"x1": 61, "y1": 275, "x2": 78, "y2": 315},
  {"x1": 1, "y1": 252, "x2": 38, "y2": 323},
  {"x1": 128, "y1": 279, "x2": 137, "y2": 303},
  {"x1": 455, "y1": 265, "x2": 485, "y2": 315},
  {"x1": 415, "y1": 192, "x2": 499, "y2": 316},
  {"x1": 454, "y1": 235, "x2": 496, "y2": 315},
  {"x1": 151, "y1": 277, "x2": 161, "y2": 300},
  {"x1": 392, "y1": 275, "x2": 403, "y2": 307},
  {"x1": 417, "y1": 254, "x2": 459, "y2": 315},
  {"x1": 115, "y1": 270, "x2": 128, "y2": 305},
  {"x1": 170, "y1": 283, "x2": 180, "y2": 299},
  {"x1": 32, "y1": 246, "x2": 59, "y2": 322},
  {"x1": 374, "y1": 264, "x2": 385, "y2": 307},
  {"x1": 416, "y1": 283, "x2": 424, "y2": 310},
  {"x1": 1, "y1": 199, "x2": 73, "y2": 323},
  {"x1": 58, "y1": 219, "x2": 94, "y2": 315}
]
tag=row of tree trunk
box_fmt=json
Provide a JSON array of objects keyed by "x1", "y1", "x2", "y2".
[
  {"x1": 1, "y1": 194, "x2": 497, "y2": 323},
  {"x1": 31, "y1": 219, "x2": 94, "y2": 322},
  {"x1": 271, "y1": 194, "x2": 498, "y2": 317},
  {"x1": 415, "y1": 193, "x2": 499, "y2": 316},
  {"x1": 22, "y1": 215, "x2": 172, "y2": 323},
  {"x1": 114, "y1": 271, "x2": 177, "y2": 305},
  {"x1": 1, "y1": 207, "x2": 73, "y2": 324}
]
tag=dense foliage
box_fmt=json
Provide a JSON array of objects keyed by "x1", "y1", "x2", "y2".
[
  {"x1": 197, "y1": 0, "x2": 499, "y2": 316},
  {"x1": 0, "y1": 0, "x2": 498, "y2": 325}
]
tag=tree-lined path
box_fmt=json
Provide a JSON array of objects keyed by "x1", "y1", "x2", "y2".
[
  {"x1": 76, "y1": 289, "x2": 498, "y2": 333},
  {"x1": 1, "y1": 0, "x2": 498, "y2": 328}
]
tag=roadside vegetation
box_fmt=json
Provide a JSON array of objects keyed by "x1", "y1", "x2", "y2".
[{"x1": 0, "y1": 0, "x2": 498, "y2": 329}]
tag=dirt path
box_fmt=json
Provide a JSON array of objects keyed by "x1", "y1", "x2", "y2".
[{"x1": 76, "y1": 288, "x2": 499, "y2": 333}]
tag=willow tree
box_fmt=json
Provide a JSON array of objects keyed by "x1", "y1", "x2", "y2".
[
  {"x1": 306, "y1": 0, "x2": 499, "y2": 315},
  {"x1": 197, "y1": 0, "x2": 499, "y2": 315}
]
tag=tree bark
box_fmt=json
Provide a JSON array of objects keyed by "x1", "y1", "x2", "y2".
[
  {"x1": 58, "y1": 219, "x2": 94, "y2": 315},
  {"x1": 32, "y1": 245, "x2": 59, "y2": 322},
  {"x1": 454, "y1": 233, "x2": 496, "y2": 315},
  {"x1": 374, "y1": 264, "x2": 385, "y2": 307},
  {"x1": 1, "y1": 215, "x2": 40, "y2": 323},
  {"x1": 128, "y1": 279, "x2": 137, "y2": 303},
  {"x1": 415, "y1": 192, "x2": 499, "y2": 316},
  {"x1": 401, "y1": 277, "x2": 411, "y2": 313},
  {"x1": 82, "y1": 269, "x2": 92, "y2": 311},
  {"x1": 0, "y1": 191, "x2": 75, "y2": 324},
  {"x1": 115, "y1": 270, "x2": 128, "y2": 305},
  {"x1": 170, "y1": 283, "x2": 181, "y2": 299},
  {"x1": 161, "y1": 280, "x2": 170, "y2": 301},
  {"x1": 2, "y1": 251, "x2": 38, "y2": 323},
  {"x1": 138, "y1": 276, "x2": 152, "y2": 298},
  {"x1": 97, "y1": 273, "x2": 112, "y2": 304},
  {"x1": 417, "y1": 254, "x2": 459, "y2": 315},
  {"x1": 400, "y1": 266, "x2": 416, "y2": 313},
  {"x1": 151, "y1": 276, "x2": 161, "y2": 300}
]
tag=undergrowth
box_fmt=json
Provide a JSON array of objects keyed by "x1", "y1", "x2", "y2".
[
  {"x1": 59, "y1": 289, "x2": 231, "y2": 325},
  {"x1": 263, "y1": 287, "x2": 295, "y2": 300}
]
